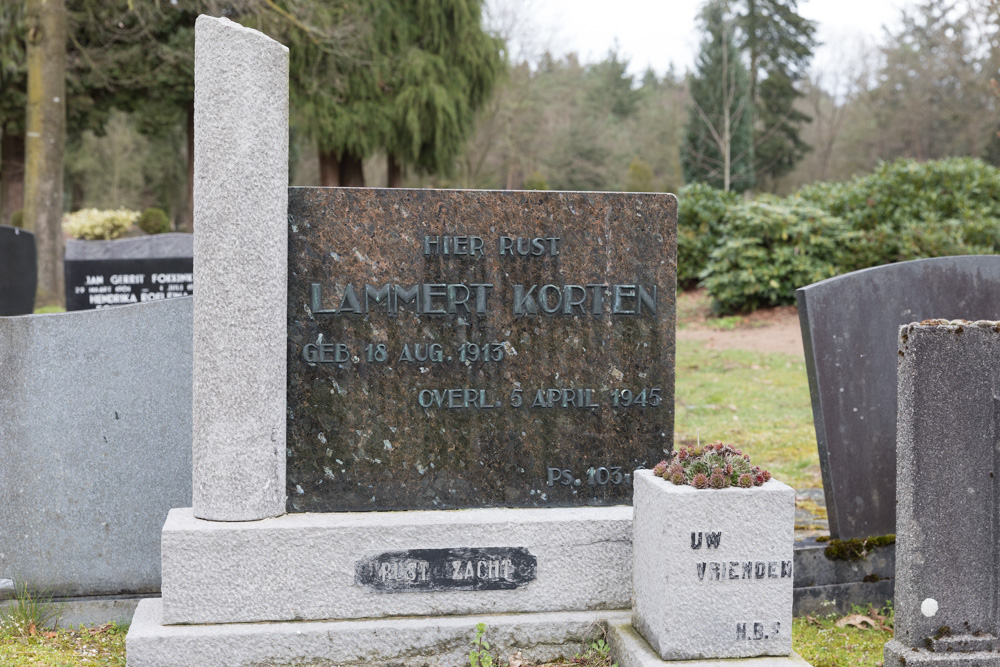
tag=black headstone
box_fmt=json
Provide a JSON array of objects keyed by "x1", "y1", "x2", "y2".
[
  {"x1": 797, "y1": 255, "x2": 1000, "y2": 539},
  {"x1": 64, "y1": 234, "x2": 193, "y2": 311},
  {"x1": 0, "y1": 226, "x2": 37, "y2": 316},
  {"x1": 287, "y1": 188, "x2": 677, "y2": 512}
]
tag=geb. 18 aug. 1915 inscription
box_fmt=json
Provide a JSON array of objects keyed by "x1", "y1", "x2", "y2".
[{"x1": 286, "y1": 188, "x2": 677, "y2": 512}]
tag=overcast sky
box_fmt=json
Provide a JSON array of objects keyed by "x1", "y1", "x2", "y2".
[{"x1": 489, "y1": 0, "x2": 918, "y2": 79}]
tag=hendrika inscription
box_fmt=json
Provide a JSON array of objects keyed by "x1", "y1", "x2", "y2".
[{"x1": 287, "y1": 189, "x2": 677, "y2": 511}]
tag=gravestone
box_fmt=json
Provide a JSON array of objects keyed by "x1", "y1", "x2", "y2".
[
  {"x1": 64, "y1": 234, "x2": 193, "y2": 311},
  {"x1": 287, "y1": 188, "x2": 676, "y2": 512},
  {"x1": 126, "y1": 16, "x2": 676, "y2": 666},
  {"x1": 797, "y1": 256, "x2": 1000, "y2": 539},
  {"x1": 884, "y1": 320, "x2": 1000, "y2": 665},
  {"x1": 0, "y1": 225, "x2": 37, "y2": 315}
]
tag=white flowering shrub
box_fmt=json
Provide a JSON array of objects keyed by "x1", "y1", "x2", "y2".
[{"x1": 62, "y1": 208, "x2": 139, "y2": 240}]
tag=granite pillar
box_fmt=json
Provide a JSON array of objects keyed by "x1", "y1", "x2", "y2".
[
  {"x1": 191, "y1": 16, "x2": 288, "y2": 521},
  {"x1": 884, "y1": 321, "x2": 1000, "y2": 666}
]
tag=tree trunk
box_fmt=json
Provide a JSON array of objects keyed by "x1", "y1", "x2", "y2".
[
  {"x1": 24, "y1": 0, "x2": 66, "y2": 307},
  {"x1": 176, "y1": 101, "x2": 194, "y2": 232},
  {"x1": 319, "y1": 149, "x2": 339, "y2": 186},
  {"x1": 0, "y1": 132, "x2": 25, "y2": 227},
  {"x1": 339, "y1": 153, "x2": 365, "y2": 187},
  {"x1": 387, "y1": 153, "x2": 403, "y2": 188}
]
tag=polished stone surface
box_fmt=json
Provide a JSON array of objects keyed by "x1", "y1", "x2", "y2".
[
  {"x1": 287, "y1": 188, "x2": 677, "y2": 511},
  {"x1": 0, "y1": 225, "x2": 36, "y2": 316},
  {"x1": 888, "y1": 321, "x2": 1000, "y2": 664},
  {"x1": 797, "y1": 256, "x2": 1000, "y2": 539}
]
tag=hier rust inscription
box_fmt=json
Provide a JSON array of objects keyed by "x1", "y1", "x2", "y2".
[
  {"x1": 355, "y1": 547, "x2": 537, "y2": 592},
  {"x1": 287, "y1": 188, "x2": 677, "y2": 511}
]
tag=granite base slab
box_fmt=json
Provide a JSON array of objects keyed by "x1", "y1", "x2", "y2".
[
  {"x1": 161, "y1": 505, "x2": 631, "y2": 625},
  {"x1": 884, "y1": 639, "x2": 1000, "y2": 666},
  {"x1": 127, "y1": 598, "x2": 627, "y2": 667},
  {"x1": 608, "y1": 621, "x2": 812, "y2": 667}
]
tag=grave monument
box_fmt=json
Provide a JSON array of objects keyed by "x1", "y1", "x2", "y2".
[
  {"x1": 127, "y1": 16, "x2": 676, "y2": 665},
  {"x1": 64, "y1": 234, "x2": 193, "y2": 311},
  {"x1": 884, "y1": 320, "x2": 1000, "y2": 665},
  {"x1": 798, "y1": 257, "x2": 1000, "y2": 540},
  {"x1": 0, "y1": 225, "x2": 37, "y2": 315}
]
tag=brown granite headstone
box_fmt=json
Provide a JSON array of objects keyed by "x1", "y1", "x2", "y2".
[{"x1": 287, "y1": 188, "x2": 676, "y2": 512}]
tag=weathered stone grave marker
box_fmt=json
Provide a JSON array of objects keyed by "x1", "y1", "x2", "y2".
[
  {"x1": 0, "y1": 225, "x2": 37, "y2": 315},
  {"x1": 126, "y1": 16, "x2": 675, "y2": 665},
  {"x1": 884, "y1": 320, "x2": 1000, "y2": 666},
  {"x1": 797, "y1": 256, "x2": 1000, "y2": 539},
  {"x1": 630, "y1": 470, "x2": 796, "y2": 662},
  {"x1": 64, "y1": 234, "x2": 193, "y2": 311}
]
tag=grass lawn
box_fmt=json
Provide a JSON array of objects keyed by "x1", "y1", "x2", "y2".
[
  {"x1": 675, "y1": 339, "x2": 822, "y2": 490},
  {"x1": 0, "y1": 623, "x2": 127, "y2": 666}
]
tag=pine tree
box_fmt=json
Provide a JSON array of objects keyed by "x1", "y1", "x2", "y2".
[
  {"x1": 682, "y1": 0, "x2": 755, "y2": 192},
  {"x1": 733, "y1": 0, "x2": 817, "y2": 187}
]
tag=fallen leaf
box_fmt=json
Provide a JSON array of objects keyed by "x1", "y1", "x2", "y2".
[
  {"x1": 43, "y1": 630, "x2": 57, "y2": 638},
  {"x1": 835, "y1": 614, "x2": 879, "y2": 629},
  {"x1": 805, "y1": 614, "x2": 821, "y2": 627}
]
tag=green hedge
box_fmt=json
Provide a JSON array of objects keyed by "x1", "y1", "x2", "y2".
[
  {"x1": 677, "y1": 183, "x2": 739, "y2": 288},
  {"x1": 700, "y1": 200, "x2": 856, "y2": 313},
  {"x1": 686, "y1": 158, "x2": 1000, "y2": 314}
]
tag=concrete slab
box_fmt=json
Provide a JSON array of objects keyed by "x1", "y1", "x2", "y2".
[
  {"x1": 160, "y1": 505, "x2": 632, "y2": 625},
  {"x1": 127, "y1": 598, "x2": 628, "y2": 667}
]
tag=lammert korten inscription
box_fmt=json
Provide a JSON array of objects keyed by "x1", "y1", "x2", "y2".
[{"x1": 287, "y1": 188, "x2": 677, "y2": 511}]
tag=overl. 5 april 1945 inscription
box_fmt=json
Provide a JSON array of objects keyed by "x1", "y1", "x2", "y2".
[{"x1": 286, "y1": 188, "x2": 677, "y2": 512}]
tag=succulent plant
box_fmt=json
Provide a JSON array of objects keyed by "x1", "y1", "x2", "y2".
[{"x1": 652, "y1": 442, "x2": 771, "y2": 489}]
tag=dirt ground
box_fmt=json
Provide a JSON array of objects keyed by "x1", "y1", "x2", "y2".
[{"x1": 677, "y1": 290, "x2": 804, "y2": 357}]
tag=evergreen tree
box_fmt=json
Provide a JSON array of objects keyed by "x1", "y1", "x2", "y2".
[
  {"x1": 0, "y1": 2, "x2": 26, "y2": 227},
  {"x1": 682, "y1": 0, "x2": 755, "y2": 192},
  {"x1": 291, "y1": 0, "x2": 504, "y2": 187},
  {"x1": 733, "y1": 0, "x2": 817, "y2": 186}
]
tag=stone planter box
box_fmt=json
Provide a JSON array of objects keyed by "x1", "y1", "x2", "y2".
[{"x1": 631, "y1": 468, "x2": 795, "y2": 660}]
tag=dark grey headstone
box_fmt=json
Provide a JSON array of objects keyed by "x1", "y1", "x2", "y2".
[
  {"x1": 883, "y1": 321, "x2": 1000, "y2": 665},
  {"x1": 0, "y1": 226, "x2": 37, "y2": 316},
  {"x1": 64, "y1": 234, "x2": 193, "y2": 311},
  {"x1": 797, "y1": 256, "x2": 1000, "y2": 540}
]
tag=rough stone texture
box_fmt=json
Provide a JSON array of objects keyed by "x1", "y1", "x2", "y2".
[
  {"x1": 792, "y1": 537, "x2": 894, "y2": 615},
  {"x1": 797, "y1": 256, "x2": 1000, "y2": 539},
  {"x1": 887, "y1": 320, "x2": 1000, "y2": 665},
  {"x1": 632, "y1": 470, "x2": 794, "y2": 660},
  {"x1": 160, "y1": 505, "x2": 632, "y2": 625},
  {"x1": 65, "y1": 234, "x2": 193, "y2": 260},
  {"x1": 287, "y1": 187, "x2": 677, "y2": 511},
  {"x1": 608, "y1": 622, "x2": 812, "y2": 667},
  {"x1": 0, "y1": 299, "x2": 192, "y2": 596},
  {"x1": 192, "y1": 16, "x2": 288, "y2": 521},
  {"x1": 0, "y1": 225, "x2": 36, "y2": 315},
  {"x1": 128, "y1": 598, "x2": 628, "y2": 667}
]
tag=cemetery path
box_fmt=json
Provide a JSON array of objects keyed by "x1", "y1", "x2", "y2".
[{"x1": 677, "y1": 290, "x2": 803, "y2": 357}]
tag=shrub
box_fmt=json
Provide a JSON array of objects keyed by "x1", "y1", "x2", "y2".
[
  {"x1": 652, "y1": 442, "x2": 771, "y2": 489},
  {"x1": 700, "y1": 199, "x2": 856, "y2": 314},
  {"x1": 137, "y1": 207, "x2": 171, "y2": 234},
  {"x1": 795, "y1": 157, "x2": 1000, "y2": 269},
  {"x1": 61, "y1": 208, "x2": 138, "y2": 240},
  {"x1": 9, "y1": 209, "x2": 23, "y2": 228},
  {"x1": 676, "y1": 183, "x2": 739, "y2": 288}
]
